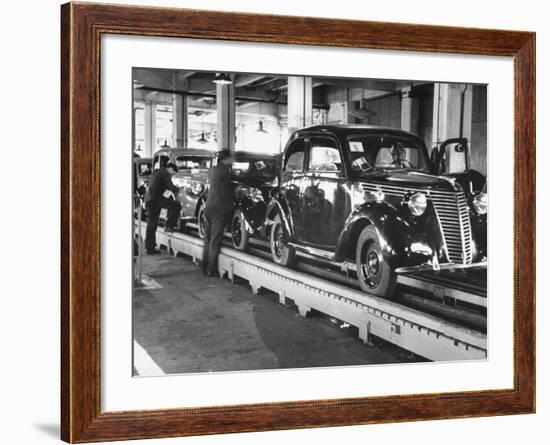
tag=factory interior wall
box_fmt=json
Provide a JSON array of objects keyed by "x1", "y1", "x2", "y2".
[
  {"x1": 471, "y1": 85, "x2": 488, "y2": 176},
  {"x1": 363, "y1": 94, "x2": 401, "y2": 128}
]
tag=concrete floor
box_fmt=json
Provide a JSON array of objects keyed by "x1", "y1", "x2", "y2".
[{"x1": 133, "y1": 251, "x2": 422, "y2": 376}]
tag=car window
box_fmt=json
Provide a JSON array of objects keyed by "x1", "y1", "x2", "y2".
[
  {"x1": 284, "y1": 139, "x2": 305, "y2": 172},
  {"x1": 308, "y1": 138, "x2": 342, "y2": 172},
  {"x1": 174, "y1": 156, "x2": 212, "y2": 170},
  {"x1": 159, "y1": 155, "x2": 170, "y2": 168},
  {"x1": 232, "y1": 158, "x2": 279, "y2": 180},
  {"x1": 153, "y1": 154, "x2": 170, "y2": 170},
  {"x1": 348, "y1": 135, "x2": 429, "y2": 172},
  {"x1": 138, "y1": 162, "x2": 152, "y2": 176}
]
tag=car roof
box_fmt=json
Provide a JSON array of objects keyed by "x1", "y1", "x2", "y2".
[
  {"x1": 154, "y1": 147, "x2": 216, "y2": 157},
  {"x1": 234, "y1": 151, "x2": 281, "y2": 159},
  {"x1": 291, "y1": 124, "x2": 420, "y2": 140}
]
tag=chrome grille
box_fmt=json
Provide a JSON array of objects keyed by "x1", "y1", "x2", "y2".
[{"x1": 361, "y1": 183, "x2": 473, "y2": 264}]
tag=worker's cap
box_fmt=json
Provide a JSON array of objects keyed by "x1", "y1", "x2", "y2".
[
  {"x1": 217, "y1": 149, "x2": 235, "y2": 161},
  {"x1": 165, "y1": 162, "x2": 179, "y2": 172}
]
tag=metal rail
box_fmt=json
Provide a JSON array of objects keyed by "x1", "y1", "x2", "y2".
[
  {"x1": 137, "y1": 223, "x2": 487, "y2": 362},
  {"x1": 397, "y1": 273, "x2": 486, "y2": 307}
]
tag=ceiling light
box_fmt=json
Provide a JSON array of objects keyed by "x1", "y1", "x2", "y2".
[
  {"x1": 256, "y1": 120, "x2": 268, "y2": 133},
  {"x1": 197, "y1": 131, "x2": 209, "y2": 144}
]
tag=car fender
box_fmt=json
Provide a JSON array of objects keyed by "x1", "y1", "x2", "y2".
[
  {"x1": 265, "y1": 194, "x2": 293, "y2": 239},
  {"x1": 335, "y1": 201, "x2": 409, "y2": 266},
  {"x1": 194, "y1": 194, "x2": 207, "y2": 217},
  {"x1": 445, "y1": 169, "x2": 486, "y2": 197},
  {"x1": 234, "y1": 197, "x2": 267, "y2": 234}
]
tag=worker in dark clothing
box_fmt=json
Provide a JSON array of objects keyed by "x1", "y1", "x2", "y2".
[
  {"x1": 202, "y1": 149, "x2": 235, "y2": 275},
  {"x1": 145, "y1": 162, "x2": 181, "y2": 254}
]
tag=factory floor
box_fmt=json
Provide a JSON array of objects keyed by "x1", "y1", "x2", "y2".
[{"x1": 133, "y1": 250, "x2": 422, "y2": 376}]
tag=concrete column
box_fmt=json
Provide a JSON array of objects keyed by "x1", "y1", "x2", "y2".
[
  {"x1": 287, "y1": 76, "x2": 313, "y2": 133},
  {"x1": 144, "y1": 101, "x2": 156, "y2": 158},
  {"x1": 432, "y1": 84, "x2": 473, "y2": 170},
  {"x1": 216, "y1": 82, "x2": 235, "y2": 150},
  {"x1": 401, "y1": 87, "x2": 419, "y2": 134},
  {"x1": 433, "y1": 83, "x2": 473, "y2": 143},
  {"x1": 172, "y1": 94, "x2": 188, "y2": 148}
]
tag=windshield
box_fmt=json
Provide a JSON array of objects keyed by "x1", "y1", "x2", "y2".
[
  {"x1": 174, "y1": 156, "x2": 213, "y2": 170},
  {"x1": 348, "y1": 135, "x2": 429, "y2": 173},
  {"x1": 232, "y1": 158, "x2": 279, "y2": 180}
]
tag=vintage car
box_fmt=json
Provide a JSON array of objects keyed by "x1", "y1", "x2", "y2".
[
  {"x1": 229, "y1": 153, "x2": 281, "y2": 250},
  {"x1": 189, "y1": 151, "x2": 281, "y2": 240},
  {"x1": 150, "y1": 148, "x2": 216, "y2": 228},
  {"x1": 133, "y1": 157, "x2": 152, "y2": 218},
  {"x1": 265, "y1": 125, "x2": 487, "y2": 298}
]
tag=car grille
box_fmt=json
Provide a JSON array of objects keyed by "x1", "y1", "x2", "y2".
[{"x1": 361, "y1": 183, "x2": 473, "y2": 264}]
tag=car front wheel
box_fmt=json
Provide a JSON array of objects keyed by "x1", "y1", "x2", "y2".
[
  {"x1": 197, "y1": 203, "x2": 207, "y2": 239},
  {"x1": 270, "y1": 214, "x2": 295, "y2": 266},
  {"x1": 356, "y1": 225, "x2": 396, "y2": 299},
  {"x1": 231, "y1": 209, "x2": 250, "y2": 251}
]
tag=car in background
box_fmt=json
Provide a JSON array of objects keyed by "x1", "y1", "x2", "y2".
[
  {"x1": 133, "y1": 157, "x2": 152, "y2": 218},
  {"x1": 189, "y1": 151, "x2": 281, "y2": 241},
  {"x1": 265, "y1": 125, "x2": 487, "y2": 299},
  {"x1": 151, "y1": 148, "x2": 216, "y2": 229},
  {"x1": 229, "y1": 152, "x2": 281, "y2": 250}
]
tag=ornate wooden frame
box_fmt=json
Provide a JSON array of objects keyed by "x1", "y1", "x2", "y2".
[{"x1": 61, "y1": 2, "x2": 536, "y2": 442}]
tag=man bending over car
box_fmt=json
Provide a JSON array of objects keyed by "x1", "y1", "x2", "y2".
[{"x1": 144, "y1": 162, "x2": 181, "y2": 254}]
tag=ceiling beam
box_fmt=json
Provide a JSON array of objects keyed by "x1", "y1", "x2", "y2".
[
  {"x1": 234, "y1": 74, "x2": 268, "y2": 88},
  {"x1": 315, "y1": 78, "x2": 398, "y2": 92},
  {"x1": 177, "y1": 71, "x2": 196, "y2": 80}
]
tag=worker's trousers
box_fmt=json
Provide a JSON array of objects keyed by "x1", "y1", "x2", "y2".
[{"x1": 202, "y1": 210, "x2": 232, "y2": 275}]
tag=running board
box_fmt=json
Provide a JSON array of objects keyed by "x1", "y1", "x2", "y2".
[{"x1": 289, "y1": 243, "x2": 334, "y2": 261}]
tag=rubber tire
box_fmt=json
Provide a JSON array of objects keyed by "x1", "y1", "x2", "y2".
[
  {"x1": 231, "y1": 209, "x2": 250, "y2": 251},
  {"x1": 197, "y1": 203, "x2": 207, "y2": 239},
  {"x1": 355, "y1": 225, "x2": 396, "y2": 299},
  {"x1": 270, "y1": 214, "x2": 296, "y2": 266}
]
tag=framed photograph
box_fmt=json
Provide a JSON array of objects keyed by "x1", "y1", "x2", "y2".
[{"x1": 61, "y1": 2, "x2": 535, "y2": 442}]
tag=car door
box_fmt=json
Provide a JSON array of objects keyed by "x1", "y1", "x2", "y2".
[
  {"x1": 303, "y1": 136, "x2": 347, "y2": 247},
  {"x1": 280, "y1": 137, "x2": 307, "y2": 241}
]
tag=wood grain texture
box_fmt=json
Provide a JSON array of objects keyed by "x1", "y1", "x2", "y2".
[{"x1": 60, "y1": 2, "x2": 536, "y2": 442}]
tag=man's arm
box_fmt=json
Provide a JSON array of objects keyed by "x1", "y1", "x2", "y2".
[{"x1": 162, "y1": 170, "x2": 180, "y2": 193}]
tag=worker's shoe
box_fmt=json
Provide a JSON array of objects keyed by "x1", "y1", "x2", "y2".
[
  {"x1": 164, "y1": 227, "x2": 177, "y2": 233},
  {"x1": 146, "y1": 249, "x2": 161, "y2": 255}
]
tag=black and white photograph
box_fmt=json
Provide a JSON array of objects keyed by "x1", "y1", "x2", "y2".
[{"x1": 132, "y1": 68, "x2": 488, "y2": 376}]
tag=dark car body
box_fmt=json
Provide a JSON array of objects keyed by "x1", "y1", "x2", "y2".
[
  {"x1": 265, "y1": 125, "x2": 487, "y2": 297},
  {"x1": 134, "y1": 157, "x2": 153, "y2": 189},
  {"x1": 133, "y1": 157, "x2": 153, "y2": 216},
  {"x1": 231, "y1": 152, "x2": 281, "y2": 236}
]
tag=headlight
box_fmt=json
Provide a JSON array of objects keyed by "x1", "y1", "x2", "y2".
[
  {"x1": 472, "y1": 192, "x2": 488, "y2": 215},
  {"x1": 190, "y1": 181, "x2": 204, "y2": 195},
  {"x1": 407, "y1": 192, "x2": 427, "y2": 216},
  {"x1": 250, "y1": 187, "x2": 264, "y2": 203}
]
